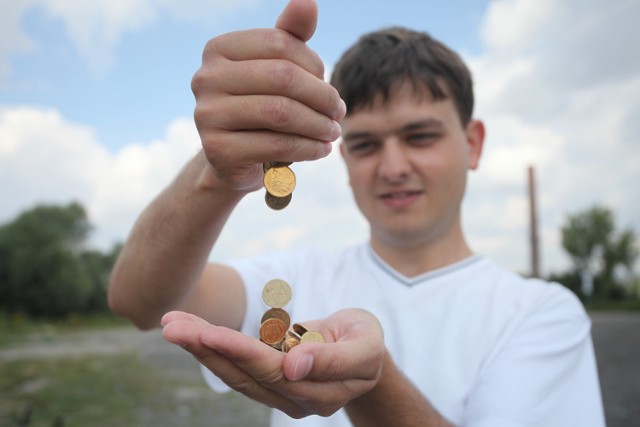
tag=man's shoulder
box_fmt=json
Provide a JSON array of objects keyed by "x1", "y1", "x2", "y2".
[{"x1": 473, "y1": 258, "x2": 587, "y2": 320}]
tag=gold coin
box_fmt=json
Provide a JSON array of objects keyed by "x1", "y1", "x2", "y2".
[
  {"x1": 264, "y1": 166, "x2": 296, "y2": 198},
  {"x1": 262, "y1": 279, "x2": 292, "y2": 308},
  {"x1": 261, "y1": 308, "x2": 291, "y2": 331},
  {"x1": 300, "y1": 331, "x2": 325, "y2": 344},
  {"x1": 259, "y1": 318, "x2": 287, "y2": 346},
  {"x1": 281, "y1": 334, "x2": 300, "y2": 353},
  {"x1": 265, "y1": 191, "x2": 292, "y2": 210}
]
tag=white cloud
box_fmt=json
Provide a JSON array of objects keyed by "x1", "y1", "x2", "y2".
[
  {"x1": 0, "y1": 107, "x2": 110, "y2": 217},
  {"x1": 0, "y1": 106, "x2": 366, "y2": 259},
  {"x1": 465, "y1": 0, "x2": 640, "y2": 275},
  {"x1": 2, "y1": 0, "x2": 639, "y2": 279},
  {"x1": 41, "y1": 0, "x2": 157, "y2": 75},
  {"x1": 0, "y1": 107, "x2": 200, "y2": 248}
]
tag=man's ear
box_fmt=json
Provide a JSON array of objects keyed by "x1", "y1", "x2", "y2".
[{"x1": 466, "y1": 119, "x2": 485, "y2": 170}]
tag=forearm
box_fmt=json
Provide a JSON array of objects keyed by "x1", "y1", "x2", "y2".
[
  {"x1": 108, "y1": 150, "x2": 246, "y2": 329},
  {"x1": 346, "y1": 350, "x2": 455, "y2": 427}
]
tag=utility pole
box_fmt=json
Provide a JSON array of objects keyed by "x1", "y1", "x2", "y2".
[{"x1": 528, "y1": 165, "x2": 540, "y2": 278}]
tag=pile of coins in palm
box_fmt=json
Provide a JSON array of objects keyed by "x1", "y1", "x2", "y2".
[
  {"x1": 260, "y1": 278, "x2": 325, "y2": 352},
  {"x1": 263, "y1": 162, "x2": 296, "y2": 210}
]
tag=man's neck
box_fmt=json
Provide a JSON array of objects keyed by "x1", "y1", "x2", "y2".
[{"x1": 370, "y1": 226, "x2": 473, "y2": 278}]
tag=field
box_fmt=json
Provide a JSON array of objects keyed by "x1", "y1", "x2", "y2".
[
  {"x1": 2, "y1": 312, "x2": 639, "y2": 427},
  {"x1": 0, "y1": 319, "x2": 269, "y2": 427}
]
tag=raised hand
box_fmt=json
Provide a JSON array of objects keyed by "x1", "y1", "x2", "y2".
[{"x1": 192, "y1": 0, "x2": 346, "y2": 192}]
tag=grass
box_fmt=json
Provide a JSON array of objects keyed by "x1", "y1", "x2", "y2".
[
  {"x1": 586, "y1": 298, "x2": 640, "y2": 312},
  {"x1": 0, "y1": 353, "x2": 155, "y2": 426},
  {"x1": 0, "y1": 315, "x2": 270, "y2": 427},
  {"x1": 0, "y1": 313, "x2": 129, "y2": 346}
]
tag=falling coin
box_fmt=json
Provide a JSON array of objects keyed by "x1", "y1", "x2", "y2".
[
  {"x1": 262, "y1": 279, "x2": 292, "y2": 309},
  {"x1": 265, "y1": 191, "x2": 292, "y2": 211},
  {"x1": 264, "y1": 166, "x2": 296, "y2": 198},
  {"x1": 260, "y1": 317, "x2": 287, "y2": 347}
]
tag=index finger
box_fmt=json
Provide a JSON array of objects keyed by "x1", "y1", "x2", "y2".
[{"x1": 207, "y1": 28, "x2": 325, "y2": 79}]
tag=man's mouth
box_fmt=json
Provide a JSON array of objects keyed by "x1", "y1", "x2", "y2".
[{"x1": 380, "y1": 190, "x2": 422, "y2": 200}]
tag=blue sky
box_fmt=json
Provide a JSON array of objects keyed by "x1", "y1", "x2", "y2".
[
  {"x1": 1, "y1": 0, "x2": 639, "y2": 277},
  {"x1": 3, "y1": 0, "x2": 488, "y2": 152}
]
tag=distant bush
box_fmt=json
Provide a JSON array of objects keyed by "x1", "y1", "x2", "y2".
[{"x1": 0, "y1": 202, "x2": 120, "y2": 319}]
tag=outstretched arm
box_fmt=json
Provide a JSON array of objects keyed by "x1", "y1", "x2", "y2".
[{"x1": 108, "y1": 0, "x2": 344, "y2": 330}]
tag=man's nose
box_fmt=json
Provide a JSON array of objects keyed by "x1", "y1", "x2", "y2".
[{"x1": 378, "y1": 138, "x2": 411, "y2": 183}]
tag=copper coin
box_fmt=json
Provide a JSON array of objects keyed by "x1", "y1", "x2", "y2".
[
  {"x1": 259, "y1": 318, "x2": 287, "y2": 346},
  {"x1": 261, "y1": 308, "x2": 291, "y2": 331}
]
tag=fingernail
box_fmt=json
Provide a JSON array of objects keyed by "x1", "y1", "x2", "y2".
[
  {"x1": 334, "y1": 98, "x2": 347, "y2": 120},
  {"x1": 293, "y1": 353, "x2": 313, "y2": 381}
]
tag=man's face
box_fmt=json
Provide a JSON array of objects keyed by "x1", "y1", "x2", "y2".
[{"x1": 339, "y1": 84, "x2": 484, "y2": 248}]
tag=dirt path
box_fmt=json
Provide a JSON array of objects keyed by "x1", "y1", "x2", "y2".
[{"x1": 590, "y1": 311, "x2": 640, "y2": 427}]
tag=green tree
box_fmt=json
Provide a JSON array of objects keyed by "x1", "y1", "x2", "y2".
[
  {"x1": 560, "y1": 205, "x2": 638, "y2": 299},
  {"x1": 0, "y1": 202, "x2": 118, "y2": 318}
]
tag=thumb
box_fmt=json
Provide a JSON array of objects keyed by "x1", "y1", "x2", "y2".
[{"x1": 275, "y1": 0, "x2": 318, "y2": 42}]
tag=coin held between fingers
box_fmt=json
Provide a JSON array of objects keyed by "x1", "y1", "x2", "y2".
[{"x1": 264, "y1": 165, "x2": 296, "y2": 198}]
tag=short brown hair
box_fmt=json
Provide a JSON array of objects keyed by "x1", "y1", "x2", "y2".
[{"x1": 330, "y1": 27, "x2": 474, "y2": 126}]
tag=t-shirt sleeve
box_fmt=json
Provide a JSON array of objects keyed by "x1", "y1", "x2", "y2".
[{"x1": 462, "y1": 286, "x2": 605, "y2": 427}]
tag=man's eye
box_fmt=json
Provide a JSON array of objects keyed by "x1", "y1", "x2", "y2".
[
  {"x1": 348, "y1": 141, "x2": 378, "y2": 154},
  {"x1": 407, "y1": 133, "x2": 438, "y2": 144}
]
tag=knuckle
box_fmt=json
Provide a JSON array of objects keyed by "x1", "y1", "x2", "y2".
[
  {"x1": 202, "y1": 37, "x2": 219, "y2": 58},
  {"x1": 263, "y1": 97, "x2": 293, "y2": 130},
  {"x1": 320, "y1": 355, "x2": 342, "y2": 381},
  {"x1": 316, "y1": 404, "x2": 341, "y2": 418},
  {"x1": 191, "y1": 69, "x2": 205, "y2": 96},
  {"x1": 265, "y1": 30, "x2": 292, "y2": 57},
  {"x1": 285, "y1": 408, "x2": 309, "y2": 419},
  {"x1": 270, "y1": 60, "x2": 298, "y2": 93},
  {"x1": 227, "y1": 378, "x2": 255, "y2": 395},
  {"x1": 313, "y1": 57, "x2": 326, "y2": 81},
  {"x1": 270, "y1": 133, "x2": 297, "y2": 159}
]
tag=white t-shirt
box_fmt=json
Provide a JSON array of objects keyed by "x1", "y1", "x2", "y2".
[{"x1": 202, "y1": 243, "x2": 605, "y2": 427}]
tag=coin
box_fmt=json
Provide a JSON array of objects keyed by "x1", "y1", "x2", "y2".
[
  {"x1": 262, "y1": 279, "x2": 292, "y2": 309},
  {"x1": 265, "y1": 191, "x2": 292, "y2": 211},
  {"x1": 264, "y1": 166, "x2": 296, "y2": 198},
  {"x1": 292, "y1": 323, "x2": 308, "y2": 337},
  {"x1": 281, "y1": 333, "x2": 301, "y2": 353},
  {"x1": 300, "y1": 331, "x2": 325, "y2": 344},
  {"x1": 259, "y1": 317, "x2": 287, "y2": 347},
  {"x1": 263, "y1": 161, "x2": 293, "y2": 172},
  {"x1": 261, "y1": 308, "x2": 291, "y2": 331}
]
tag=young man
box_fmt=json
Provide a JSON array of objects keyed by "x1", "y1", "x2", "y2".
[{"x1": 108, "y1": 1, "x2": 605, "y2": 426}]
